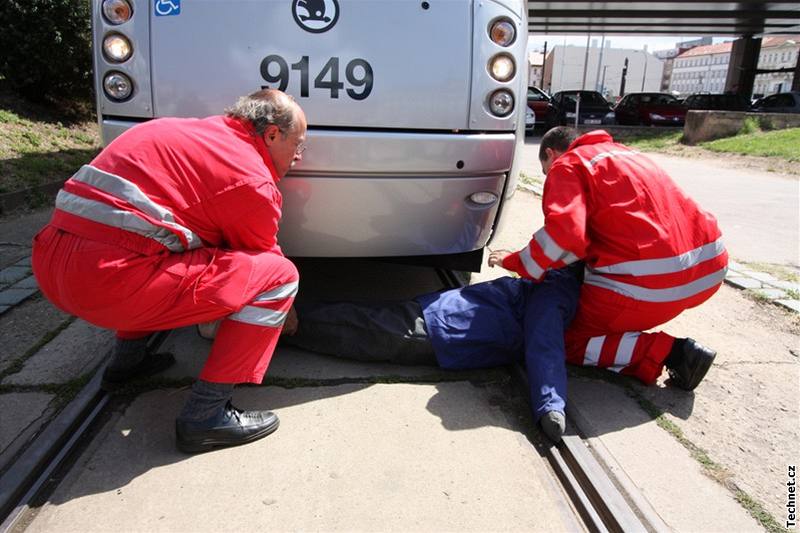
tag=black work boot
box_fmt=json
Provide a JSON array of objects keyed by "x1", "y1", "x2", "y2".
[
  {"x1": 665, "y1": 338, "x2": 716, "y2": 391},
  {"x1": 175, "y1": 401, "x2": 280, "y2": 454},
  {"x1": 539, "y1": 411, "x2": 566, "y2": 442}
]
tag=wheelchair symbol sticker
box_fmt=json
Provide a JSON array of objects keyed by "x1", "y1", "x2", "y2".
[{"x1": 155, "y1": 0, "x2": 180, "y2": 16}]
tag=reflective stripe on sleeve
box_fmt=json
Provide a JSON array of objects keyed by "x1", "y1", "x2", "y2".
[
  {"x1": 72, "y1": 165, "x2": 203, "y2": 250},
  {"x1": 584, "y1": 266, "x2": 727, "y2": 303},
  {"x1": 520, "y1": 244, "x2": 545, "y2": 279},
  {"x1": 592, "y1": 238, "x2": 726, "y2": 276},
  {"x1": 56, "y1": 190, "x2": 189, "y2": 252},
  {"x1": 588, "y1": 150, "x2": 641, "y2": 167},
  {"x1": 533, "y1": 228, "x2": 579, "y2": 265},
  {"x1": 584, "y1": 336, "x2": 605, "y2": 366},
  {"x1": 609, "y1": 332, "x2": 640, "y2": 373}
]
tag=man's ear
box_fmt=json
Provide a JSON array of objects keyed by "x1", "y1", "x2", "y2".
[
  {"x1": 544, "y1": 147, "x2": 556, "y2": 161},
  {"x1": 263, "y1": 124, "x2": 281, "y2": 146}
]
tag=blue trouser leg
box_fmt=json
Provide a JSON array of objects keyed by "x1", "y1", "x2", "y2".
[{"x1": 523, "y1": 267, "x2": 581, "y2": 421}]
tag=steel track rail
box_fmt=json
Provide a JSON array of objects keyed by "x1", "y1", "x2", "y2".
[
  {"x1": 3, "y1": 269, "x2": 666, "y2": 532},
  {"x1": 439, "y1": 269, "x2": 668, "y2": 533},
  {"x1": 0, "y1": 331, "x2": 170, "y2": 532}
]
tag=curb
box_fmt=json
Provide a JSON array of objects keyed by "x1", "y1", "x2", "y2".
[{"x1": 724, "y1": 261, "x2": 799, "y2": 313}]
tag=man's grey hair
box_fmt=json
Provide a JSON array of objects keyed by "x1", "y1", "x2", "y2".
[
  {"x1": 225, "y1": 88, "x2": 298, "y2": 136},
  {"x1": 539, "y1": 126, "x2": 578, "y2": 161}
]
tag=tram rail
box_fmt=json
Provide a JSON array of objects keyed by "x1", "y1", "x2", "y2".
[{"x1": 2, "y1": 270, "x2": 666, "y2": 532}]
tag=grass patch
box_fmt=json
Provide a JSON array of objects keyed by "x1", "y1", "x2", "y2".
[
  {"x1": 701, "y1": 128, "x2": 800, "y2": 161},
  {"x1": 518, "y1": 171, "x2": 544, "y2": 188},
  {"x1": 0, "y1": 85, "x2": 100, "y2": 198},
  {"x1": 739, "y1": 261, "x2": 800, "y2": 283},
  {"x1": 624, "y1": 130, "x2": 683, "y2": 151}
]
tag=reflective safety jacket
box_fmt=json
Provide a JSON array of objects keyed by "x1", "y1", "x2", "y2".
[
  {"x1": 503, "y1": 130, "x2": 728, "y2": 306},
  {"x1": 50, "y1": 116, "x2": 284, "y2": 257}
]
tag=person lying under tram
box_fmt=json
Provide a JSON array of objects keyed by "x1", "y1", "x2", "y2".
[
  {"x1": 489, "y1": 126, "x2": 726, "y2": 392},
  {"x1": 32, "y1": 89, "x2": 306, "y2": 454},
  {"x1": 274, "y1": 265, "x2": 582, "y2": 443}
]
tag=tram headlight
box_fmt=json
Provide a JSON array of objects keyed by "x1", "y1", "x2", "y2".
[
  {"x1": 489, "y1": 54, "x2": 515, "y2": 82},
  {"x1": 488, "y1": 89, "x2": 514, "y2": 117},
  {"x1": 103, "y1": 71, "x2": 133, "y2": 101},
  {"x1": 102, "y1": 0, "x2": 133, "y2": 24},
  {"x1": 103, "y1": 33, "x2": 133, "y2": 63},
  {"x1": 489, "y1": 19, "x2": 516, "y2": 47}
]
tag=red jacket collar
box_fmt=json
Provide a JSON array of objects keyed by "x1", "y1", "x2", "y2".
[
  {"x1": 567, "y1": 129, "x2": 615, "y2": 152},
  {"x1": 222, "y1": 116, "x2": 281, "y2": 182}
]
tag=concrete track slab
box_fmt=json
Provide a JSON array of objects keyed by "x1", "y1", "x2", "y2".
[
  {"x1": 569, "y1": 378, "x2": 761, "y2": 532},
  {"x1": 3, "y1": 320, "x2": 113, "y2": 386},
  {"x1": 0, "y1": 393, "x2": 54, "y2": 469},
  {"x1": 28, "y1": 384, "x2": 581, "y2": 532}
]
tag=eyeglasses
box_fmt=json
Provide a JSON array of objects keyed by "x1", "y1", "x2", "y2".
[{"x1": 277, "y1": 128, "x2": 307, "y2": 156}]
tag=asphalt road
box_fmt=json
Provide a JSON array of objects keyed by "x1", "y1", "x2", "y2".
[{"x1": 520, "y1": 135, "x2": 800, "y2": 267}]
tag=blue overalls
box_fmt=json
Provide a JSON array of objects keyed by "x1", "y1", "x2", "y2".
[{"x1": 416, "y1": 267, "x2": 581, "y2": 421}]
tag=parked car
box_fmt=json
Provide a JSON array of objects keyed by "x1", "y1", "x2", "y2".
[
  {"x1": 545, "y1": 90, "x2": 615, "y2": 128},
  {"x1": 526, "y1": 86, "x2": 551, "y2": 122},
  {"x1": 683, "y1": 93, "x2": 750, "y2": 111},
  {"x1": 749, "y1": 91, "x2": 800, "y2": 114},
  {"x1": 525, "y1": 107, "x2": 536, "y2": 135},
  {"x1": 614, "y1": 92, "x2": 687, "y2": 126}
]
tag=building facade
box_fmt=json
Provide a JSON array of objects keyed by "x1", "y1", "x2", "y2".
[
  {"x1": 669, "y1": 36, "x2": 799, "y2": 97},
  {"x1": 669, "y1": 42, "x2": 732, "y2": 96},
  {"x1": 543, "y1": 43, "x2": 664, "y2": 101},
  {"x1": 528, "y1": 52, "x2": 544, "y2": 87},
  {"x1": 753, "y1": 37, "x2": 799, "y2": 97}
]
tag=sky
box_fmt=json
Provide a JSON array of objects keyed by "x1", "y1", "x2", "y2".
[{"x1": 528, "y1": 35, "x2": 732, "y2": 54}]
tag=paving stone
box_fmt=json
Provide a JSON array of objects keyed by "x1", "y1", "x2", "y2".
[
  {"x1": 727, "y1": 260, "x2": 746, "y2": 272},
  {"x1": 775, "y1": 299, "x2": 800, "y2": 313},
  {"x1": 0, "y1": 392, "x2": 55, "y2": 469},
  {"x1": 10, "y1": 275, "x2": 38, "y2": 290},
  {"x1": 724, "y1": 277, "x2": 762, "y2": 290},
  {"x1": 0, "y1": 265, "x2": 30, "y2": 284},
  {"x1": 3, "y1": 320, "x2": 114, "y2": 386},
  {"x1": 752, "y1": 288, "x2": 787, "y2": 300},
  {"x1": 747, "y1": 271, "x2": 778, "y2": 283},
  {"x1": 0, "y1": 287, "x2": 38, "y2": 306},
  {"x1": 14, "y1": 256, "x2": 32, "y2": 267},
  {"x1": 764, "y1": 280, "x2": 800, "y2": 293},
  {"x1": 0, "y1": 296, "x2": 71, "y2": 373}
]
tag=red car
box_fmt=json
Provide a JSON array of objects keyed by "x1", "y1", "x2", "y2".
[
  {"x1": 614, "y1": 92, "x2": 687, "y2": 126},
  {"x1": 526, "y1": 86, "x2": 550, "y2": 123}
]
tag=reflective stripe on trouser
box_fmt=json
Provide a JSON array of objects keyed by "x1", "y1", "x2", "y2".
[
  {"x1": 564, "y1": 282, "x2": 722, "y2": 384},
  {"x1": 32, "y1": 226, "x2": 298, "y2": 384},
  {"x1": 199, "y1": 265, "x2": 298, "y2": 384}
]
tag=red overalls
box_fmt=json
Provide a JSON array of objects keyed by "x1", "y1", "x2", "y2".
[
  {"x1": 503, "y1": 131, "x2": 728, "y2": 384},
  {"x1": 32, "y1": 116, "x2": 298, "y2": 384}
]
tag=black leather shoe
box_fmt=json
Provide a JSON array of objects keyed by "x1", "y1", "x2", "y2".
[
  {"x1": 101, "y1": 352, "x2": 176, "y2": 392},
  {"x1": 666, "y1": 338, "x2": 716, "y2": 391},
  {"x1": 539, "y1": 411, "x2": 566, "y2": 442},
  {"x1": 175, "y1": 401, "x2": 280, "y2": 454}
]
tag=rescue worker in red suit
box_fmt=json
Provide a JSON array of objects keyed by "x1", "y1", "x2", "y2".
[
  {"x1": 489, "y1": 127, "x2": 726, "y2": 390},
  {"x1": 32, "y1": 89, "x2": 306, "y2": 454}
]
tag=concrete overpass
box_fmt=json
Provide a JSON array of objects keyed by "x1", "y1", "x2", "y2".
[{"x1": 526, "y1": 1, "x2": 800, "y2": 94}]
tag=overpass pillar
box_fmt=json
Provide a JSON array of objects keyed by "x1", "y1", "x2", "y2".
[{"x1": 724, "y1": 37, "x2": 761, "y2": 98}]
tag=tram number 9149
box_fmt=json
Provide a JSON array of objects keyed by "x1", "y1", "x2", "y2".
[{"x1": 260, "y1": 55, "x2": 374, "y2": 100}]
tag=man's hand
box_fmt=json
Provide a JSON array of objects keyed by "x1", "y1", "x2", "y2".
[
  {"x1": 487, "y1": 249, "x2": 512, "y2": 268},
  {"x1": 282, "y1": 305, "x2": 298, "y2": 336}
]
